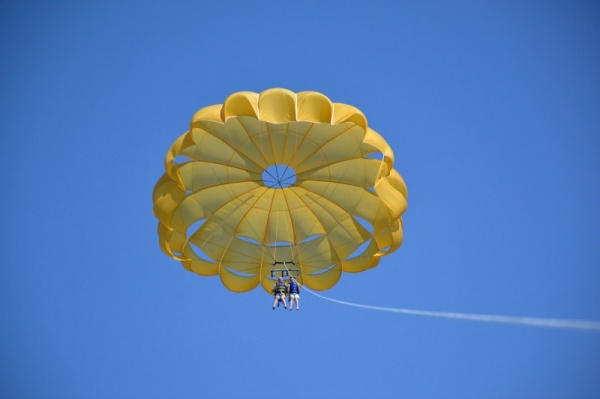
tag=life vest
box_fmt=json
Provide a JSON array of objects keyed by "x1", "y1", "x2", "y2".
[
  {"x1": 275, "y1": 281, "x2": 287, "y2": 294},
  {"x1": 289, "y1": 281, "x2": 299, "y2": 294}
]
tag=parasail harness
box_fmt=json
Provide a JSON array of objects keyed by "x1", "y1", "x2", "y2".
[{"x1": 270, "y1": 261, "x2": 299, "y2": 279}]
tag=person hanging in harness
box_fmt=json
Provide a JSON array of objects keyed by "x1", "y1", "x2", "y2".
[
  {"x1": 271, "y1": 277, "x2": 288, "y2": 310},
  {"x1": 288, "y1": 277, "x2": 300, "y2": 311}
]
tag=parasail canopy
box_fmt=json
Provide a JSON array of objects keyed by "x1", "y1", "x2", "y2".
[{"x1": 152, "y1": 88, "x2": 407, "y2": 293}]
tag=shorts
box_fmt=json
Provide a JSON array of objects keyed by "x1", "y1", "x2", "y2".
[
  {"x1": 289, "y1": 294, "x2": 300, "y2": 299},
  {"x1": 275, "y1": 293, "x2": 286, "y2": 299}
]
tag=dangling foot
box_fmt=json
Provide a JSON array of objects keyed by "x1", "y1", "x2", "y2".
[{"x1": 272, "y1": 306, "x2": 275, "y2": 310}]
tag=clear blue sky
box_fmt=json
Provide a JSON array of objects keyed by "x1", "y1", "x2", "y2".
[{"x1": 2, "y1": 1, "x2": 600, "y2": 398}]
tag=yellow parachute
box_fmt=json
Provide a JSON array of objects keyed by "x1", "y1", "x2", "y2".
[{"x1": 152, "y1": 88, "x2": 408, "y2": 293}]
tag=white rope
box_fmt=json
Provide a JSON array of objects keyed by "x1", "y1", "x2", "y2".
[
  {"x1": 301, "y1": 285, "x2": 600, "y2": 332},
  {"x1": 276, "y1": 258, "x2": 600, "y2": 332}
]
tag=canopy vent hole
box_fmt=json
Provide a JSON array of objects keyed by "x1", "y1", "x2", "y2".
[{"x1": 262, "y1": 164, "x2": 296, "y2": 188}]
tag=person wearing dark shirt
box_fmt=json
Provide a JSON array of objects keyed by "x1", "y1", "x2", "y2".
[{"x1": 271, "y1": 277, "x2": 288, "y2": 310}]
